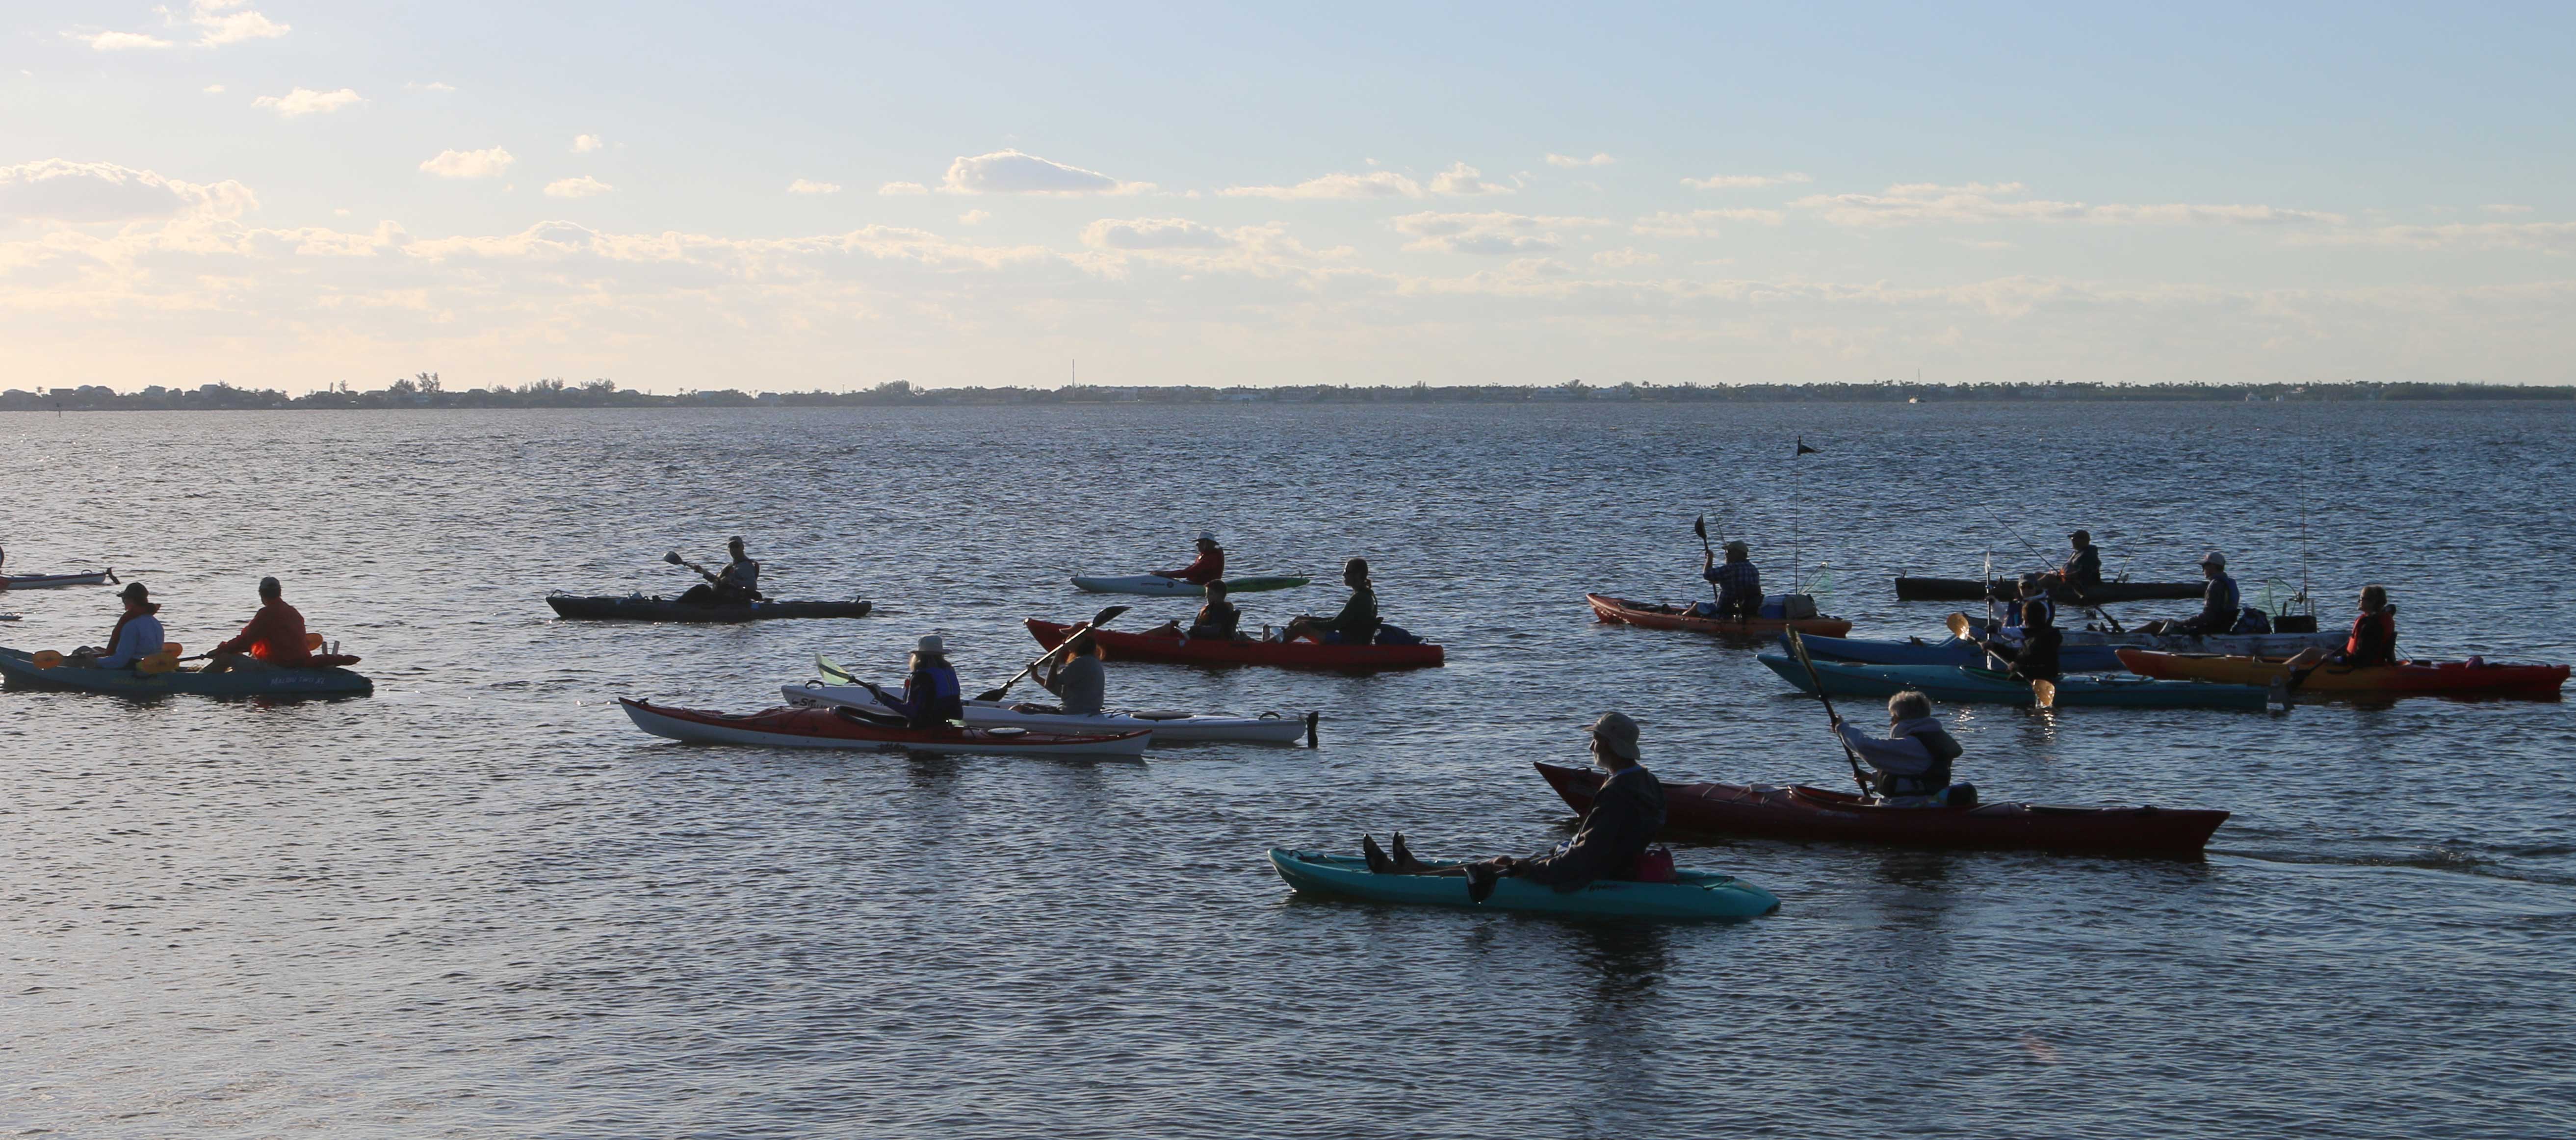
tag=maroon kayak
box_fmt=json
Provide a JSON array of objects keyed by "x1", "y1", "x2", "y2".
[{"x1": 1534, "y1": 763, "x2": 2227, "y2": 856}]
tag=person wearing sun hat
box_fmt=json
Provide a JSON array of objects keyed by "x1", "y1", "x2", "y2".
[
  {"x1": 1362, "y1": 712, "x2": 1667, "y2": 900},
  {"x1": 1149, "y1": 530, "x2": 1225, "y2": 587},
  {"x1": 75, "y1": 581, "x2": 167, "y2": 670},
  {"x1": 1701, "y1": 539, "x2": 1762, "y2": 622},
  {"x1": 2146, "y1": 550, "x2": 2241, "y2": 636},
  {"x1": 866, "y1": 634, "x2": 963, "y2": 728}
]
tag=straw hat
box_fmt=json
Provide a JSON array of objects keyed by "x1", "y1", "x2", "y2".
[{"x1": 1586, "y1": 711, "x2": 1641, "y2": 762}]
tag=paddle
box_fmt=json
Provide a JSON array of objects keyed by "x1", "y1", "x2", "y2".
[
  {"x1": 1949, "y1": 612, "x2": 2054, "y2": 708},
  {"x1": 1784, "y1": 629, "x2": 1872, "y2": 795},
  {"x1": 976, "y1": 605, "x2": 1130, "y2": 702},
  {"x1": 663, "y1": 549, "x2": 718, "y2": 583},
  {"x1": 1693, "y1": 516, "x2": 1720, "y2": 613},
  {"x1": 2268, "y1": 647, "x2": 2331, "y2": 709}
]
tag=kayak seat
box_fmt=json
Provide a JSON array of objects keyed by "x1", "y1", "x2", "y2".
[{"x1": 1129, "y1": 710, "x2": 1195, "y2": 721}]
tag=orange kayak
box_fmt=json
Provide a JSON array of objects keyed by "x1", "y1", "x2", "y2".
[
  {"x1": 2115, "y1": 649, "x2": 2568, "y2": 699},
  {"x1": 1585, "y1": 593, "x2": 1853, "y2": 638}
]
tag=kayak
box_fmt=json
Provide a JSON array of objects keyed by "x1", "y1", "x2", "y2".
[
  {"x1": 2115, "y1": 649, "x2": 2570, "y2": 699},
  {"x1": 783, "y1": 681, "x2": 1316, "y2": 744},
  {"x1": 547, "y1": 594, "x2": 873, "y2": 622},
  {"x1": 618, "y1": 698, "x2": 1150, "y2": 756},
  {"x1": 1585, "y1": 593, "x2": 1854, "y2": 638},
  {"x1": 1894, "y1": 576, "x2": 2204, "y2": 603},
  {"x1": 1755, "y1": 653, "x2": 2269, "y2": 709},
  {"x1": 1534, "y1": 764, "x2": 2227, "y2": 856},
  {"x1": 0, "y1": 646, "x2": 372, "y2": 698},
  {"x1": 1027, "y1": 619, "x2": 1444, "y2": 670},
  {"x1": 1071, "y1": 574, "x2": 1310, "y2": 596},
  {"x1": 1267, "y1": 849, "x2": 1779, "y2": 921},
  {"x1": 1, "y1": 570, "x2": 114, "y2": 590},
  {"x1": 1796, "y1": 626, "x2": 2343, "y2": 673}
]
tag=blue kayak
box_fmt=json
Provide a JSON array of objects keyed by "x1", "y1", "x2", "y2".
[
  {"x1": 1756, "y1": 653, "x2": 2267, "y2": 710},
  {"x1": 1268, "y1": 849, "x2": 1780, "y2": 921},
  {"x1": 1792, "y1": 631, "x2": 2129, "y2": 673},
  {"x1": 0, "y1": 647, "x2": 373, "y2": 699}
]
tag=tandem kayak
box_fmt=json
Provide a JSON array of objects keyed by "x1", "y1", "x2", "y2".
[
  {"x1": 1795, "y1": 626, "x2": 2343, "y2": 673},
  {"x1": 1070, "y1": 574, "x2": 1311, "y2": 596},
  {"x1": 783, "y1": 680, "x2": 1316, "y2": 745},
  {"x1": 1755, "y1": 653, "x2": 2269, "y2": 709},
  {"x1": 1267, "y1": 849, "x2": 1779, "y2": 921},
  {"x1": 1585, "y1": 593, "x2": 1854, "y2": 638},
  {"x1": 1534, "y1": 764, "x2": 2227, "y2": 856},
  {"x1": 2115, "y1": 649, "x2": 2570, "y2": 700},
  {"x1": 0, "y1": 647, "x2": 372, "y2": 698},
  {"x1": 1026, "y1": 619, "x2": 1444, "y2": 671},
  {"x1": 547, "y1": 594, "x2": 873, "y2": 622},
  {"x1": 617, "y1": 698, "x2": 1150, "y2": 756},
  {"x1": 1893, "y1": 576, "x2": 2205, "y2": 603},
  {"x1": 1, "y1": 570, "x2": 114, "y2": 590}
]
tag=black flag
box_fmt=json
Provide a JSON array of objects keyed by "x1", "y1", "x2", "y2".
[{"x1": 1795, "y1": 437, "x2": 1820, "y2": 456}]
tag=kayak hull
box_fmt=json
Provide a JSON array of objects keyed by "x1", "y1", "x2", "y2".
[
  {"x1": 1756, "y1": 653, "x2": 2268, "y2": 709},
  {"x1": 2116, "y1": 649, "x2": 2569, "y2": 699},
  {"x1": 1894, "y1": 576, "x2": 2205, "y2": 603},
  {"x1": 618, "y1": 698, "x2": 1149, "y2": 756},
  {"x1": 1027, "y1": 619, "x2": 1443, "y2": 671},
  {"x1": 1, "y1": 570, "x2": 113, "y2": 590},
  {"x1": 1797, "y1": 629, "x2": 2342, "y2": 672},
  {"x1": 0, "y1": 647, "x2": 372, "y2": 698},
  {"x1": 1535, "y1": 764, "x2": 2226, "y2": 856},
  {"x1": 782, "y1": 683, "x2": 1312, "y2": 744},
  {"x1": 1268, "y1": 849, "x2": 1779, "y2": 921},
  {"x1": 548, "y1": 595, "x2": 873, "y2": 622},
  {"x1": 1585, "y1": 593, "x2": 1853, "y2": 638},
  {"x1": 1071, "y1": 574, "x2": 1310, "y2": 596}
]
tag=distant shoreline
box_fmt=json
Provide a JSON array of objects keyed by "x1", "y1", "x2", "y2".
[{"x1": 5, "y1": 379, "x2": 2569, "y2": 413}]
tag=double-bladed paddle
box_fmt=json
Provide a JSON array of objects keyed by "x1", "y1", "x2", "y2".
[
  {"x1": 1692, "y1": 516, "x2": 1721, "y2": 612},
  {"x1": 1784, "y1": 629, "x2": 1872, "y2": 795},
  {"x1": 1948, "y1": 612, "x2": 2056, "y2": 708},
  {"x1": 663, "y1": 549, "x2": 718, "y2": 581},
  {"x1": 977, "y1": 604, "x2": 1129, "y2": 702}
]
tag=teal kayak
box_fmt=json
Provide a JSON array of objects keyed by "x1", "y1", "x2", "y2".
[
  {"x1": 1268, "y1": 849, "x2": 1779, "y2": 921},
  {"x1": 1756, "y1": 653, "x2": 2265, "y2": 710},
  {"x1": 0, "y1": 647, "x2": 373, "y2": 699}
]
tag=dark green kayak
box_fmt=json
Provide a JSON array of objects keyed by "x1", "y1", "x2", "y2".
[
  {"x1": 546, "y1": 594, "x2": 874, "y2": 622},
  {"x1": 0, "y1": 647, "x2": 373, "y2": 698}
]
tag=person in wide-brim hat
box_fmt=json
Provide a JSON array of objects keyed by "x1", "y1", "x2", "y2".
[{"x1": 867, "y1": 634, "x2": 963, "y2": 729}]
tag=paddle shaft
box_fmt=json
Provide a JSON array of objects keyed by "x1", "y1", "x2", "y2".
[
  {"x1": 1693, "y1": 516, "x2": 1721, "y2": 610},
  {"x1": 1785, "y1": 630, "x2": 1872, "y2": 794},
  {"x1": 978, "y1": 605, "x2": 1129, "y2": 701}
]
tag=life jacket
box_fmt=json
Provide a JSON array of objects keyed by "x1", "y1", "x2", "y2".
[
  {"x1": 2346, "y1": 608, "x2": 2396, "y2": 664},
  {"x1": 907, "y1": 664, "x2": 964, "y2": 725},
  {"x1": 1885, "y1": 718, "x2": 1962, "y2": 797}
]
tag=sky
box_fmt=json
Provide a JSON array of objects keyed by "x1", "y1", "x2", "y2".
[{"x1": 5, "y1": 1, "x2": 2573, "y2": 393}]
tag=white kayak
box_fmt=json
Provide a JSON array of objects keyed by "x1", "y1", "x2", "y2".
[
  {"x1": 1070, "y1": 573, "x2": 1310, "y2": 596},
  {"x1": 783, "y1": 681, "x2": 1315, "y2": 745},
  {"x1": 620, "y1": 698, "x2": 1151, "y2": 757}
]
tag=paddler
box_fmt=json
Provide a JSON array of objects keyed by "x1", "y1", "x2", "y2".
[
  {"x1": 873, "y1": 635, "x2": 963, "y2": 728},
  {"x1": 1362, "y1": 712, "x2": 1667, "y2": 901},
  {"x1": 1995, "y1": 573, "x2": 2056, "y2": 643},
  {"x1": 2339, "y1": 585, "x2": 2398, "y2": 667},
  {"x1": 1702, "y1": 540, "x2": 1762, "y2": 622},
  {"x1": 2060, "y1": 530, "x2": 2103, "y2": 592},
  {"x1": 679, "y1": 537, "x2": 762, "y2": 606},
  {"x1": 1150, "y1": 579, "x2": 1244, "y2": 641},
  {"x1": 1283, "y1": 558, "x2": 1379, "y2": 645},
  {"x1": 71, "y1": 582, "x2": 166, "y2": 669},
  {"x1": 1974, "y1": 600, "x2": 2062, "y2": 684},
  {"x1": 205, "y1": 576, "x2": 312, "y2": 673},
  {"x1": 1833, "y1": 691, "x2": 1966, "y2": 804},
  {"x1": 1036, "y1": 628, "x2": 1108, "y2": 716},
  {"x1": 2143, "y1": 551, "x2": 2238, "y2": 636},
  {"x1": 1149, "y1": 531, "x2": 1225, "y2": 587}
]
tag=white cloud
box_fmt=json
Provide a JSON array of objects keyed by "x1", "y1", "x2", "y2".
[
  {"x1": 940, "y1": 150, "x2": 1151, "y2": 196},
  {"x1": 2481, "y1": 204, "x2": 2535, "y2": 216},
  {"x1": 572, "y1": 134, "x2": 604, "y2": 154},
  {"x1": 1631, "y1": 208, "x2": 1786, "y2": 237},
  {"x1": 1682, "y1": 172, "x2": 1813, "y2": 190},
  {"x1": 1546, "y1": 153, "x2": 1616, "y2": 169},
  {"x1": 1221, "y1": 170, "x2": 1424, "y2": 200},
  {"x1": 1428, "y1": 162, "x2": 1512, "y2": 196},
  {"x1": 1591, "y1": 248, "x2": 1659, "y2": 267},
  {"x1": 958, "y1": 209, "x2": 989, "y2": 225},
  {"x1": 419, "y1": 148, "x2": 515, "y2": 179},
  {"x1": 202, "y1": 84, "x2": 225, "y2": 93},
  {"x1": 253, "y1": 87, "x2": 363, "y2": 117},
  {"x1": 0, "y1": 159, "x2": 256, "y2": 222},
  {"x1": 788, "y1": 180, "x2": 843, "y2": 195},
  {"x1": 189, "y1": 0, "x2": 289, "y2": 46},
  {"x1": 2292, "y1": 221, "x2": 2576, "y2": 253},
  {"x1": 1082, "y1": 217, "x2": 1235, "y2": 250},
  {"x1": 1392, "y1": 210, "x2": 1609, "y2": 254},
  {"x1": 407, "y1": 81, "x2": 456, "y2": 93},
  {"x1": 1792, "y1": 181, "x2": 2344, "y2": 228},
  {"x1": 879, "y1": 181, "x2": 929, "y2": 195},
  {"x1": 70, "y1": 30, "x2": 173, "y2": 50},
  {"x1": 544, "y1": 176, "x2": 614, "y2": 199}
]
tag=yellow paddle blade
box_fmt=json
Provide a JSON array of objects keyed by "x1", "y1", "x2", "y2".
[
  {"x1": 2031, "y1": 679, "x2": 2057, "y2": 709},
  {"x1": 162, "y1": 642, "x2": 183, "y2": 655},
  {"x1": 1946, "y1": 612, "x2": 1972, "y2": 639},
  {"x1": 136, "y1": 652, "x2": 180, "y2": 675},
  {"x1": 31, "y1": 649, "x2": 63, "y2": 669},
  {"x1": 305, "y1": 632, "x2": 325, "y2": 650}
]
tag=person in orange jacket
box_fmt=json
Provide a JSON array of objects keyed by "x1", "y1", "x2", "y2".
[{"x1": 205, "y1": 576, "x2": 313, "y2": 672}]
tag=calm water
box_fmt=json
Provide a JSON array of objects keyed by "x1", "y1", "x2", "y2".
[{"x1": 2, "y1": 401, "x2": 2571, "y2": 1139}]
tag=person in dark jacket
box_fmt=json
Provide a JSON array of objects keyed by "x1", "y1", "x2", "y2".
[
  {"x1": 1362, "y1": 712, "x2": 1665, "y2": 901},
  {"x1": 2145, "y1": 551, "x2": 2238, "y2": 635},
  {"x1": 1702, "y1": 540, "x2": 1762, "y2": 621},
  {"x1": 2339, "y1": 585, "x2": 2397, "y2": 667},
  {"x1": 1977, "y1": 599, "x2": 2063, "y2": 684},
  {"x1": 2060, "y1": 530, "x2": 2103, "y2": 592},
  {"x1": 1283, "y1": 558, "x2": 1379, "y2": 645}
]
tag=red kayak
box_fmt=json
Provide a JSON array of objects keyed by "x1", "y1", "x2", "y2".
[
  {"x1": 619, "y1": 698, "x2": 1150, "y2": 756},
  {"x1": 1586, "y1": 593, "x2": 1853, "y2": 638},
  {"x1": 1534, "y1": 763, "x2": 2227, "y2": 856},
  {"x1": 2115, "y1": 648, "x2": 2569, "y2": 700},
  {"x1": 1026, "y1": 619, "x2": 1444, "y2": 670}
]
